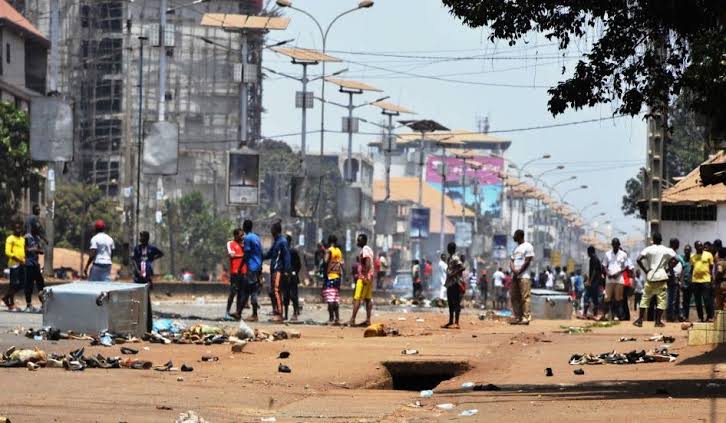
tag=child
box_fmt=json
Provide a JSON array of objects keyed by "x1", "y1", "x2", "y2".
[{"x1": 322, "y1": 235, "x2": 343, "y2": 325}]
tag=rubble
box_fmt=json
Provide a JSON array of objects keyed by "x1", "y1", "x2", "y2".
[{"x1": 647, "y1": 334, "x2": 675, "y2": 343}]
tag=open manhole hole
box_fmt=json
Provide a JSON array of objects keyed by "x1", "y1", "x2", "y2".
[{"x1": 374, "y1": 360, "x2": 471, "y2": 391}]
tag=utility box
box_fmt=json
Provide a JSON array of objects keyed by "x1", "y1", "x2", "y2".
[
  {"x1": 42, "y1": 282, "x2": 148, "y2": 337},
  {"x1": 530, "y1": 289, "x2": 573, "y2": 320}
]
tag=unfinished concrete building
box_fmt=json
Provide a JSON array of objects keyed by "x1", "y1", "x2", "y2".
[{"x1": 16, "y1": 0, "x2": 267, "y2": 212}]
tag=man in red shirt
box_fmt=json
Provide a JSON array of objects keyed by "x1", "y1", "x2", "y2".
[{"x1": 226, "y1": 228, "x2": 246, "y2": 320}]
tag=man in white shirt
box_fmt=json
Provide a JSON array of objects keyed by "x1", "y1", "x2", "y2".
[
  {"x1": 509, "y1": 229, "x2": 535, "y2": 325},
  {"x1": 437, "y1": 254, "x2": 448, "y2": 299},
  {"x1": 492, "y1": 267, "x2": 505, "y2": 309},
  {"x1": 602, "y1": 238, "x2": 630, "y2": 321},
  {"x1": 634, "y1": 232, "x2": 676, "y2": 328},
  {"x1": 83, "y1": 219, "x2": 115, "y2": 282}
]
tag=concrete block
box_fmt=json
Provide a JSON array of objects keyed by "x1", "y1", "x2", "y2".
[
  {"x1": 706, "y1": 331, "x2": 720, "y2": 344},
  {"x1": 715, "y1": 311, "x2": 726, "y2": 331},
  {"x1": 689, "y1": 329, "x2": 708, "y2": 346},
  {"x1": 693, "y1": 322, "x2": 714, "y2": 331}
]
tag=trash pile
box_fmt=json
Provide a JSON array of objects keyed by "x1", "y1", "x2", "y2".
[
  {"x1": 559, "y1": 320, "x2": 620, "y2": 334},
  {"x1": 569, "y1": 347, "x2": 678, "y2": 365},
  {"x1": 363, "y1": 323, "x2": 400, "y2": 338}
]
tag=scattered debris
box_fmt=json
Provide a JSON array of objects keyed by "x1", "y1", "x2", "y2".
[
  {"x1": 260, "y1": 418, "x2": 277, "y2": 422},
  {"x1": 406, "y1": 400, "x2": 422, "y2": 408},
  {"x1": 648, "y1": 334, "x2": 675, "y2": 343},
  {"x1": 231, "y1": 342, "x2": 247, "y2": 353},
  {"x1": 560, "y1": 321, "x2": 620, "y2": 334},
  {"x1": 436, "y1": 403, "x2": 455, "y2": 410},
  {"x1": 278, "y1": 364, "x2": 291, "y2": 373},
  {"x1": 420, "y1": 389, "x2": 434, "y2": 398},
  {"x1": 277, "y1": 351, "x2": 290, "y2": 359},
  {"x1": 156, "y1": 405, "x2": 173, "y2": 411},
  {"x1": 201, "y1": 355, "x2": 218, "y2": 362},
  {"x1": 619, "y1": 337, "x2": 637, "y2": 342},
  {"x1": 120, "y1": 347, "x2": 138, "y2": 355},
  {"x1": 401, "y1": 349, "x2": 419, "y2": 355},
  {"x1": 461, "y1": 382, "x2": 475, "y2": 389},
  {"x1": 681, "y1": 322, "x2": 694, "y2": 330},
  {"x1": 459, "y1": 409, "x2": 479, "y2": 417},
  {"x1": 545, "y1": 368, "x2": 554, "y2": 377},
  {"x1": 154, "y1": 361, "x2": 173, "y2": 372},
  {"x1": 27, "y1": 362, "x2": 40, "y2": 371},
  {"x1": 363, "y1": 323, "x2": 399, "y2": 338},
  {"x1": 569, "y1": 348, "x2": 678, "y2": 365},
  {"x1": 180, "y1": 364, "x2": 194, "y2": 372},
  {"x1": 175, "y1": 410, "x2": 207, "y2": 423},
  {"x1": 573, "y1": 368, "x2": 585, "y2": 375},
  {"x1": 329, "y1": 381, "x2": 349, "y2": 389},
  {"x1": 415, "y1": 318, "x2": 425, "y2": 323},
  {"x1": 176, "y1": 377, "x2": 184, "y2": 382}
]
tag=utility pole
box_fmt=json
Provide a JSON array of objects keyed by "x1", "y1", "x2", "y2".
[
  {"x1": 239, "y1": 31, "x2": 249, "y2": 147},
  {"x1": 645, "y1": 36, "x2": 668, "y2": 237},
  {"x1": 439, "y1": 146, "x2": 447, "y2": 253},
  {"x1": 135, "y1": 36, "x2": 148, "y2": 246},
  {"x1": 158, "y1": 0, "x2": 167, "y2": 123},
  {"x1": 43, "y1": 0, "x2": 60, "y2": 278}
]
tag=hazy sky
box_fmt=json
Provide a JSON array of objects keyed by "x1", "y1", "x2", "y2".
[{"x1": 260, "y1": 0, "x2": 647, "y2": 236}]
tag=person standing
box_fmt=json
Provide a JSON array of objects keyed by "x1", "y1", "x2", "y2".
[
  {"x1": 283, "y1": 234, "x2": 302, "y2": 321},
  {"x1": 225, "y1": 228, "x2": 245, "y2": 320},
  {"x1": 423, "y1": 259, "x2": 433, "y2": 291},
  {"x1": 583, "y1": 246, "x2": 604, "y2": 319},
  {"x1": 634, "y1": 232, "x2": 676, "y2": 327},
  {"x1": 492, "y1": 267, "x2": 505, "y2": 310},
  {"x1": 621, "y1": 257, "x2": 633, "y2": 321},
  {"x1": 602, "y1": 238, "x2": 629, "y2": 321},
  {"x1": 239, "y1": 219, "x2": 262, "y2": 322},
  {"x1": 441, "y1": 242, "x2": 465, "y2": 329},
  {"x1": 376, "y1": 253, "x2": 388, "y2": 290},
  {"x1": 509, "y1": 229, "x2": 534, "y2": 325},
  {"x1": 348, "y1": 233, "x2": 374, "y2": 327},
  {"x1": 323, "y1": 235, "x2": 343, "y2": 324},
  {"x1": 666, "y1": 238, "x2": 684, "y2": 322},
  {"x1": 689, "y1": 241, "x2": 715, "y2": 322},
  {"x1": 478, "y1": 270, "x2": 489, "y2": 306},
  {"x1": 437, "y1": 254, "x2": 448, "y2": 299},
  {"x1": 411, "y1": 259, "x2": 422, "y2": 299},
  {"x1": 633, "y1": 269, "x2": 645, "y2": 312},
  {"x1": 132, "y1": 231, "x2": 164, "y2": 331},
  {"x1": 83, "y1": 220, "x2": 114, "y2": 281},
  {"x1": 263, "y1": 221, "x2": 290, "y2": 323},
  {"x1": 680, "y1": 244, "x2": 693, "y2": 321},
  {"x1": 2, "y1": 221, "x2": 25, "y2": 310},
  {"x1": 713, "y1": 241, "x2": 726, "y2": 313},
  {"x1": 23, "y1": 224, "x2": 45, "y2": 312},
  {"x1": 24, "y1": 204, "x2": 47, "y2": 243}
]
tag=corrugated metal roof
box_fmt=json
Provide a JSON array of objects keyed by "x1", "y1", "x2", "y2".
[
  {"x1": 0, "y1": 0, "x2": 48, "y2": 45},
  {"x1": 662, "y1": 151, "x2": 726, "y2": 204}
]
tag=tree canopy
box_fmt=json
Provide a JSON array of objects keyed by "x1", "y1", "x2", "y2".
[{"x1": 442, "y1": 0, "x2": 726, "y2": 129}]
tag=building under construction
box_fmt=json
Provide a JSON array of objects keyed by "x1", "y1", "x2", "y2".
[{"x1": 15, "y1": 0, "x2": 267, "y2": 212}]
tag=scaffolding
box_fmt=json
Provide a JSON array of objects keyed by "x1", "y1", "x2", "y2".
[{"x1": 18, "y1": 0, "x2": 267, "y2": 210}]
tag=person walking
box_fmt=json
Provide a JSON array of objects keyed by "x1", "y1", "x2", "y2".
[
  {"x1": 602, "y1": 238, "x2": 629, "y2": 321},
  {"x1": 263, "y1": 221, "x2": 290, "y2": 323},
  {"x1": 24, "y1": 204, "x2": 47, "y2": 243},
  {"x1": 2, "y1": 221, "x2": 25, "y2": 310},
  {"x1": 509, "y1": 229, "x2": 534, "y2": 325},
  {"x1": 283, "y1": 234, "x2": 302, "y2": 321},
  {"x1": 583, "y1": 246, "x2": 604, "y2": 319},
  {"x1": 323, "y1": 235, "x2": 343, "y2": 325},
  {"x1": 679, "y1": 244, "x2": 693, "y2": 321},
  {"x1": 690, "y1": 240, "x2": 715, "y2": 322},
  {"x1": 238, "y1": 219, "x2": 262, "y2": 322},
  {"x1": 634, "y1": 232, "x2": 676, "y2": 328},
  {"x1": 83, "y1": 220, "x2": 114, "y2": 281},
  {"x1": 225, "y1": 228, "x2": 245, "y2": 321},
  {"x1": 23, "y1": 223, "x2": 45, "y2": 312},
  {"x1": 348, "y1": 233, "x2": 374, "y2": 327},
  {"x1": 376, "y1": 253, "x2": 388, "y2": 290},
  {"x1": 132, "y1": 231, "x2": 164, "y2": 331},
  {"x1": 441, "y1": 242, "x2": 465, "y2": 329}
]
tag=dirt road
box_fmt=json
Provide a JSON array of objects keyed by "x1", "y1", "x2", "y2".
[{"x1": 0, "y1": 305, "x2": 723, "y2": 422}]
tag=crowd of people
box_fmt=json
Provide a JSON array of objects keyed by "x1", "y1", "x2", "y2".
[{"x1": 5, "y1": 206, "x2": 725, "y2": 330}]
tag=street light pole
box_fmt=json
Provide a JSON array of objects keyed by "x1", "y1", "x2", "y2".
[{"x1": 135, "y1": 36, "x2": 148, "y2": 246}]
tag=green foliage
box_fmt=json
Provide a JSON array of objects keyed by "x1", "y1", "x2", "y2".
[
  {"x1": 0, "y1": 102, "x2": 39, "y2": 234},
  {"x1": 163, "y1": 192, "x2": 235, "y2": 274},
  {"x1": 442, "y1": 0, "x2": 726, "y2": 129},
  {"x1": 54, "y1": 182, "x2": 123, "y2": 250},
  {"x1": 621, "y1": 175, "x2": 645, "y2": 220}
]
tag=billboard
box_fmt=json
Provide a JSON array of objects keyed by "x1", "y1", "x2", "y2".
[
  {"x1": 409, "y1": 207, "x2": 430, "y2": 239},
  {"x1": 227, "y1": 149, "x2": 259, "y2": 205},
  {"x1": 426, "y1": 155, "x2": 503, "y2": 215}
]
